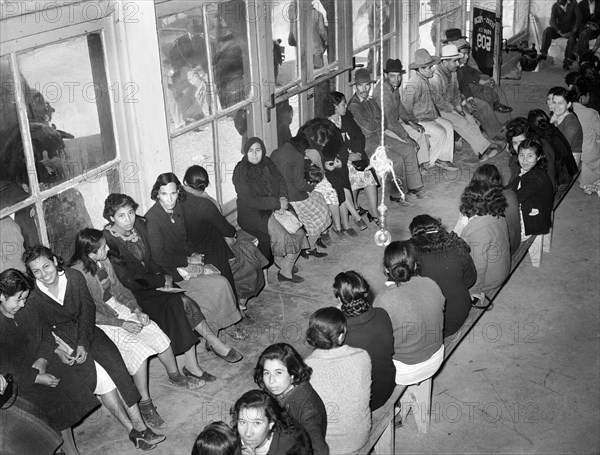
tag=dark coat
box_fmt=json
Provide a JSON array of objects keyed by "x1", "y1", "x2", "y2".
[
  {"x1": 549, "y1": 0, "x2": 582, "y2": 34},
  {"x1": 266, "y1": 426, "x2": 313, "y2": 455},
  {"x1": 1, "y1": 308, "x2": 99, "y2": 432},
  {"x1": 103, "y1": 218, "x2": 198, "y2": 355},
  {"x1": 344, "y1": 307, "x2": 396, "y2": 410},
  {"x1": 180, "y1": 187, "x2": 238, "y2": 300},
  {"x1": 509, "y1": 167, "x2": 555, "y2": 235},
  {"x1": 278, "y1": 382, "x2": 329, "y2": 455},
  {"x1": 529, "y1": 124, "x2": 578, "y2": 185},
  {"x1": 580, "y1": 0, "x2": 600, "y2": 27},
  {"x1": 24, "y1": 268, "x2": 140, "y2": 407},
  {"x1": 270, "y1": 142, "x2": 314, "y2": 203},
  {"x1": 503, "y1": 188, "x2": 522, "y2": 256},
  {"x1": 413, "y1": 235, "x2": 477, "y2": 337},
  {"x1": 233, "y1": 155, "x2": 288, "y2": 260}
]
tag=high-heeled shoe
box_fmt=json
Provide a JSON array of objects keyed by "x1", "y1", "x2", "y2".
[
  {"x1": 206, "y1": 341, "x2": 243, "y2": 363},
  {"x1": 357, "y1": 206, "x2": 368, "y2": 216},
  {"x1": 366, "y1": 213, "x2": 380, "y2": 226},
  {"x1": 182, "y1": 365, "x2": 217, "y2": 382},
  {"x1": 129, "y1": 427, "x2": 165, "y2": 451}
]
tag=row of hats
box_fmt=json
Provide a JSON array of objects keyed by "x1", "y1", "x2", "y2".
[{"x1": 350, "y1": 29, "x2": 472, "y2": 85}]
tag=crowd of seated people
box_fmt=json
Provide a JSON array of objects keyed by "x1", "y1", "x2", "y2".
[{"x1": 2, "y1": 24, "x2": 591, "y2": 455}]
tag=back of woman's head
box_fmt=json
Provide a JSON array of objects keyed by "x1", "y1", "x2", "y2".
[
  {"x1": 22, "y1": 245, "x2": 63, "y2": 277},
  {"x1": 409, "y1": 214, "x2": 443, "y2": 237},
  {"x1": 527, "y1": 109, "x2": 551, "y2": 130},
  {"x1": 70, "y1": 228, "x2": 105, "y2": 275},
  {"x1": 333, "y1": 270, "x2": 371, "y2": 318},
  {"x1": 471, "y1": 164, "x2": 502, "y2": 186},
  {"x1": 459, "y1": 180, "x2": 507, "y2": 218},
  {"x1": 288, "y1": 133, "x2": 310, "y2": 154},
  {"x1": 0, "y1": 268, "x2": 33, "y2": 298},
  {"x1": 253, "y1": 343, "x2": 312, "y2": 389},
  {"x1": 191, "y1": 422, "x2": 241, "y2": 455},
  {"x1": 231, "y1": 390, "x2": 289, "y2": 433},
  {"x1": 383, "y1": 240, "x2": 419, "y2": 284},
  {"x1": 306, "y1": 307, "x2": 347, "y2": 350},
  {"x1": 322, "y1": 91, "x2": 345, "y2": 117},
  {"x1": 184, "y1": 165, "x2": 210, "y2": 192},
  {"x1": 505, "y1": 117, "x2": 529, "y2": 142},
  {"x1": 103, "y1": 193, "x2": 139, "y2": 223}
]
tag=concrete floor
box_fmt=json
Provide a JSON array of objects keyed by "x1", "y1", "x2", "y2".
[{"x1": 75, "y1": 66, "x2": 600, "y2": 454}]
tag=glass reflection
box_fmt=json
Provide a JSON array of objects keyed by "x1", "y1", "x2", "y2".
[
  {"x1": 271, "y1": 1, "x2": 298, "y2": 86},
  {"x1": 0, "y1": 205, "x2": 40, "y2": 273},
  {"x1": 275, "y1": 96, "x2": 300, "y2": 147},
  {"x1": 0, "y1": 57, "x2": 30, "y2": 211}
]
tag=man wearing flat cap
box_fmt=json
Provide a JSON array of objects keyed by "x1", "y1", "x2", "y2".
[
  {"x1": 347, "y1": 68, "x2": 424, "y2": 202},
  {"x1": 373, "y1": 59, "x2": 433, "y2": 174},
  {"x1": 431, "y1": 45, "x2": 501, "y2": 162},
  {"x1": 403, "y1": 49, "x2": 456, "y2": 170}
]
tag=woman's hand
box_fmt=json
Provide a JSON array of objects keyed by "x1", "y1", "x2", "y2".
[
  {"x1": 224, "y1": 236, "x2": 236, "y2": 246},
  {"x1": 164, "y1": 274, "x2": 173, "y2": 288},
  {"x1": 31, "y1": 358, "x2": 48, "y2": 374},
  {"x1": 134, "y1": 310, "x2": 150, "y2": 326},
  {"x1": 35, "y1": 373, "x2": 60, "y2": 388},
  {"x1": 123, "y1": 320, "x2": 143, "y2": 334},
  {"x1": 0, "y1": 374, "x2": 7, "y2": 395},
  {"x1": 55, "y1": 347, "x2": 75, "y2": 366},
  {"x1": 74, "y1": 346, "x2": 87, "y2": 364},
  {"x1": 279, "y1": 197, "x2": 288, "y2": 214},
  {"x1": 188, "y1": 253, "x2": 204, "y2": 265},
  {"x1": 348, "y1": 152, "x2": 362, "y2": 162}
]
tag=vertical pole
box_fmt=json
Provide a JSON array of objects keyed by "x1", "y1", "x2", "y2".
[{"x1": 494, "y1": 0, "x2": 502, "y2": 84}]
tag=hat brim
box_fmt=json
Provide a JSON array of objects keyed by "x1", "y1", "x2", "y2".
[
  {"x1": 409, "y1": 56, "x2": 441, "y2": 69},
  {"x1": 442, "y1": 35, "x2": 468, "y2": 44},
  {"x1": 440, "y1": 53, "x2": 462, "y2": 60},
  {"x1": 350, "y1": 79, "x2": 377, "y2": 85},
  {"x1": 383, "y1": 68, "x2": 407, "y2": 74}
]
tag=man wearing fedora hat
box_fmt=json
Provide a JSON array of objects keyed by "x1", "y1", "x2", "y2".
[
  {"x1": 373, "y1": 58, "x2": 434, "y2": 174},
  {"x1": 347, "y1": 68, "x2": 424, "y2": 202},
  {"x1": 403, "y1": 48, "x2": 456, "y2": 170},
  {"x1": 431, "y1": 44, "x2": 500, "y2": 162}
]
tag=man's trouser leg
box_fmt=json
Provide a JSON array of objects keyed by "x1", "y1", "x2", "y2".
[
  {"x1": 440, "y1": 111, "x2": 490, "y2": 155},
  {"x1": 405, "y1": 127, "x2": 429, "y2": 165},
  {"x1": 471, "y1": 97, "x2": 502, "y2": 139},
  {"x1": 385, "y1": 135, "x2": 423, "y2": 191},
  {"x1": 421, "y1": 119, "x2": 454, "y2": 165}
]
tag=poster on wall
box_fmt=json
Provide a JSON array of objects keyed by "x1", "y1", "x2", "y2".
[{"x1": 472, "y1": 7, "x2": 496, "y2": 77}]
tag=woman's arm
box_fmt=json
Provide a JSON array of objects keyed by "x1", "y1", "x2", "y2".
[
  {"x1": 515, "y1": 172, "x2": 545, "y2": 204},
  {"x1": 70, "y1": 269, "x2": 97, "y2": 352}
]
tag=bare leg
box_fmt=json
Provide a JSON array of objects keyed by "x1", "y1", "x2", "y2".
[
  {"x1": 340, "y1": 203, "x2": 351, "y2": 230},
  {"x1": 182, "y1": 344, "x2": 211, "y2": 377},
  {"x1": 329, "y1": 204, "x2": 341, "y2": 230},
  {"x1": 195, "y1": 320, "x2": 232, "y2": 357},
  {"x1": 156, "y1": 346, "x2": 179, "y2": 375},
  {"x1": 344, "y1": 189, "x2": 361, "y2": 221},
  {"x1": 365, "y1": 185, "x2": 379, "y2": 216},
  {"x1": 132, "y1": 359, "x2": 150, "y2": 402},
  {"x1": 100, "y1": 388, "x2": 145, "y2": 432},
  {"x1": 60, "y1": 428, "x2": 80, "y2": 455}
]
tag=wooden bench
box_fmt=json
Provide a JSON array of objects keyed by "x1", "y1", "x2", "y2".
[{"x1": 358, "y1": 173, "x2": 579, "y2": 454}]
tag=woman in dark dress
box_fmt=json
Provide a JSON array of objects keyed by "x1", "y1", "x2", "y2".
[
  {"x1": 1, "y1": 268, "x2": 98, "y2": 455},
  {"x1": 145, "y1": 173, "x2": 244, "y2": 359},
  {"x1": 233, "y1": 137, "x2": 307, "y2": 283},
  {"x1": 254, "y1": 343, "x2": 329, "y2": 455},
  {"x1": 409, "y1": 215, "x2": 477, "y2": 337},
  {"x1": 181, "y1": 165, "x2": 267, "y2": 308},
  {"x1": 332, "y1": 270, "x2": 395, "y2": 410},
  {"x1": 103, "y1": 193, "x2": 228, "y2": 382},
  {"x1": 21, "y1": 247, "x2": 165, "y2": 451}
]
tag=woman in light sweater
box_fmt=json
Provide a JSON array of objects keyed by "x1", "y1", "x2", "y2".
[
  {"x1": 373, "y1": 241, "x2": 445, "y2": 386},
  {"x1": 304, "y1": 307, "x2": 371, "y2": 454}
]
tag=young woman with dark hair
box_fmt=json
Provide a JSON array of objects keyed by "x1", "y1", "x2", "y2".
[
  {"x1": 103, "y1": 193, "x2": 235, "y2": 384},
  {"x1": 373, "y1": 241, "x2": 445, "y2": 385},
  {"x1": 253, "y1": 343, "x2": 328, "y2": 454},
  {"x1": 145, "y1": 172, "x2": 244, "y2": 362},
  {"x1": 70, "y1": 228, "x2": 205, "y2": 428},
  {"x1": 231, "y1": 389, "x2": 313, "y2": 455},
  {"x1": 181, "y1": 165, "x2": 268, "y2": 310},
  {"x1": 409, "y1": 215, "x2": 476, "y2": 337},
  {"x1": 549, "y1": 86, "x2": 583, "y2": 165},
  {"x1": 233, "y1": 137, "x2": 308, "y2": 283},
  {"x1": 333, "y1": 270, "x2": 395, "y2": 410},
  {"x1": 21, "y1": 247, "x2": 166, "y2": 450},
  {"x1": 191, "y1": 421, "x2": 241, "y2": 455},
  {"x1": 456, "y1": 180, "x2": 511, "y2": 297},
  {"x1": 305, "y1": 307, "x2": 371, "y2": 454},
  {"x1": 508, "y1": 139, "x2": 555, "y2": 238},
  {"x1": 1, "y1": 268, "x2": 99, "y2": 455},
  {"x1": 471, "y1": 164, "x2": 520, "y2": 255}
]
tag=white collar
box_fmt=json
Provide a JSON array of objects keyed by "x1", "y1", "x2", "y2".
[{"x1": 37, "y1": 271, "x2": 68, "y2": 305}]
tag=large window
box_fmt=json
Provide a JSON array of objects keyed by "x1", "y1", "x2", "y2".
[
  {"x1": 0, "y1": 33, "x2": 121, "y2": 264},
  {"x1": 352, "y1": 0, "x2": 395, "y2": 77},
  {"x1": 419, "y1": 0, "x2": 465, "y2": 54},
  {"x1": 156, "y1": 0, "x2": 254, "y2": 213}
]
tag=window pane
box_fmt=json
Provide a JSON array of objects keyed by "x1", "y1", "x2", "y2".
[
  {"x1": 0, "y1": 56, "x2": 31, "y2": 211},
  {"x1": 314, "y1": 0, "x2": 336, "y2": 68},
  {"x1": 353, "y1": 0, "x2": 391, "y2": 52},
  {"x1": 206, "y1": 0, "x2": 251, "y2": 109},
  {"x1": 171, "y1": 125, "x2": 217, "y2": 202},
  {"x1": 16, "y1": 34, "x2": 116, "y2": 191},
  {"x1": 215, "y1": 115, "x2": 244, "y2": 208},
  {"x1": 272, "y1": 1, "x2": 298, "y2": 86},
  {"x1": 0, "y1": 205, "x2": 40, "y2": 273}
]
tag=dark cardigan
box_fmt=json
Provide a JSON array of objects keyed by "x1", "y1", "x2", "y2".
[
  {"x1": 278, "y1": 381, "x2": 329, "y2": 455},
  {"x1": 24, "y1": 268, "x2": 140, "y2": 407},
  {"x1": 270, "y1": 142, "x2": 314, "y2": 202},
  {"x1": 509, "y1": 166, "x2": 555, "y2": 235},
  {"x1": 344, "y1": 307, "x2": 396, "y2": 411}
]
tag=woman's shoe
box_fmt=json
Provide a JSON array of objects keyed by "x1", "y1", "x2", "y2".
[
  {"x1": 277, "y1": 272, "x2": 305, "y2": 283},
  {"x1": 357, "y1": 206, "x2": 368, "y2": 216},
  {"x1": 206, "y1": 341, "x2": 243, "y2": 363},
  {"x1": 300, "y1": 248, "x2": 327, "y2": 258},
  {"x1": 315, "y1": 237, "x2": 328, "y2": 249},
  {"x1": 331, "y1": 228, "x2": 345, "y2": 239},
  {"x1": 129, "y1": 427, "x2": 165, "y2": 451},
  {"x1": 139, "y1": 402, "x2": 167, "y2": 429},
  {"x1": 366, "y1": 213, "x2": 380, "y2": 226},
  {"x1": 182, "y1": 365, "x2": 217, "y2": 382},
  {"x1": 355, "y1": 218, "x2": 368, "y2": 231},
  {"x1": 319, "y1": 231, "x2": 333, "y2": 246},
  {"x1": 343, "y1": 228, "x2": 358, "y2": 237}
]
